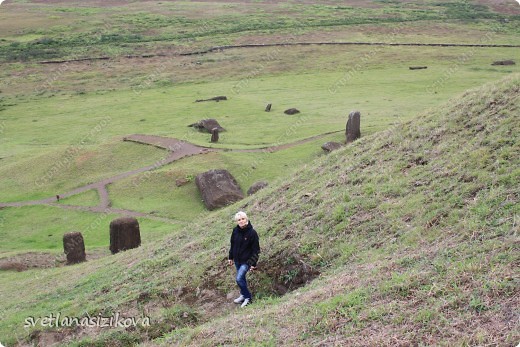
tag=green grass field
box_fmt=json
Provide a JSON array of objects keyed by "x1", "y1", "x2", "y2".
[
  {"x1": 0, "y1": 205, "x2": 178, "y2": 253},
  {"x1": 1, "y1": 44, "x2": 518, "y2": 249},
  {"x1": 1, "y1": 0, "x2": 519, "y2": 62},
  {"x1": 0, "y1": 0, "x2": 519, "y2": 345}
]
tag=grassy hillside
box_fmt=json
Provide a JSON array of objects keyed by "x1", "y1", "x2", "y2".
[
  {"x1": 1, "y1": 0, "x2": 519, "y2": 345},
  {"x1": 1, "y1": 0, "x2": 519, "y2": 63},
  {"x1": 162, "y1": 74, "x2": 517, "y2": 347},
  {"x1": 0, "y1": 74, "x2": 517, "y2": 346}
]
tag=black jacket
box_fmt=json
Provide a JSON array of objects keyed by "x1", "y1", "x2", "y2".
[{"x1": 228, "y1": 222, "x2": 260, "y2": 267}]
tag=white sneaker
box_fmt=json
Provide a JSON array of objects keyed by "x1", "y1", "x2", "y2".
[
  {"x1": 240, "y1": 298, "x2": 250, "y2": 308},
  {"x1": 233, "y1": 295, "x2": 245, "y2": 304}
]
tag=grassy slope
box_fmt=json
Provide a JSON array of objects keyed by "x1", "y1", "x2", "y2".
[
  {"x1": 1, "y1": 75, "x2": 517, "y2": 346},
  {"x1": 161, "y1": 75, "x2": 520, "y2": 346},
  {"x1": 0, "y1": 0, "x2": 519, "y2": 344},
  {"x1": 1, "y1": 0, "x2": 519, "y2": 62}
]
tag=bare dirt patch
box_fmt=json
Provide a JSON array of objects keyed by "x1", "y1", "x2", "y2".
[
  {"x1": 27, "y1": 0, "x2": 380, "y2": 6},
  {"x1": 28, "y1": 0, "x2": 141, "y2": 6},
  {"x1": 26, "y1": 273, "x2": 238, "y2": 346},
  {"x1": 0, "y1": 252, "x2": 64, "y2": 271},
  {"x1": 263, "y1": 251, "x2": 321, "y2": 294},
  {"x1": 29, "y1": 328, "x2": 80, "y2": 347},
  {"x1": 0, "y1": 249, "x2": 110, "y2": 272},
  {"x1": 189, "y1": 0, "x2": 381, "y2": 7},
  {"x1": 475, "y1": 0, "x2": 520, "y2": 15}
]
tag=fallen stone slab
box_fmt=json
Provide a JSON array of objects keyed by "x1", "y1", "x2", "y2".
[
  {"x1": 491, "y1": 60, "x2": 515, "y2": 66},
  {"x1": 284, "y1": 108, "x2": 300, "y2": 115},
  {"x1": 188, "y1": 119, "x2": 225, "y2": 133},
  {"x1": 195, "y1": 96, "x2": 228, "y2": 102},
  {"x1": 346, "y1": 110, "x2": 361, "y2": 144}
]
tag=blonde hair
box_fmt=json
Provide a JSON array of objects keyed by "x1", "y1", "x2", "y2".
[{"x1": 234, "y1": 211, "x2": 248, "y2": 222}]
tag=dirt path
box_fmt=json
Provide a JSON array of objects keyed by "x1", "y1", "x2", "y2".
[
  {"x1": 180, "y1": 41, "x2": 520, "y2": 56},
  {"x1": 0, "y1": 132, "x2": 339, "y2": 220},
  {"x1": 123, "y1": 131, "x2": 342, "y2": 152},
  {"x1": 230, "y1": 130, "x2": 343, "y2": 152},
  {"x1": 0, "y1": 138, "x2": 212, "y2": 207},
  {"x1": 37, "y1": 41, "x2": 520, "y2": 64}
]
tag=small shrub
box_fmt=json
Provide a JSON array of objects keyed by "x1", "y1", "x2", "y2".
[
  {"x1": 333, "y1": 205, "x2": 346, "y2": 222},
  {"x1": 469, "y1": 295, "x2": 487, "y2": 312}
]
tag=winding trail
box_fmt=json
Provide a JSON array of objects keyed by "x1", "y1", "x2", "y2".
[
  {"x1": 0, "y1": 132, "x2": 341, "y2": 220},
  {"x1": 124, "y1": 131, "x2": 343, "y2": 152}
]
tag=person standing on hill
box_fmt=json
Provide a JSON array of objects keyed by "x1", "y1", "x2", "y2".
[{"x1": 228, "y1": 211, "x2": 260, "y2": 308}]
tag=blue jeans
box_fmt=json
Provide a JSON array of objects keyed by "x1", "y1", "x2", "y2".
[{"x1": 234, "y1": 263, "x2": 251, "y2": 299}]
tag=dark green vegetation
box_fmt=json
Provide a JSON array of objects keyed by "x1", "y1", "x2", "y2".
[{"x1": 0, "y1": 0, "x2": 519, "y2": 345}]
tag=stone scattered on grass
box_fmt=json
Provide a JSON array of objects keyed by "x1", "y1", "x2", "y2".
[
  {"x1": 189, "y1": 119, "x2": 225, "y2": 133},
  {"x1": 247, "y1": 181, "x2": 269, "y2": 196},
  {"x1": 109, "y1": 217, "x2": 141, "y2": 254},
  {"x1": 63, "y1": 231, "x2": 86, "y2": 264},
  {"x1": 346, "y1": 110, "x2": 361, "y2": 143},
  {"x1": 195, "y1": 169, "x2": 244, "y2": 210},
  {"x1": 284, "y1": 108, "x2": 300, "y2": 115},
  {"x1": 195, "y1": 96, "x2": 228, "y2": 102},
  {"x1": 321, "y1": 142, "x2": 342, "y2": 153},
  {"x1": 491, "y1": 60, "x2": 515, "y2": 66}
]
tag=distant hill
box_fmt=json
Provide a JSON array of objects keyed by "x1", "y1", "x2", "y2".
[{"x1": 1, "y1": 74, "x2": 518, "y2": 346}]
